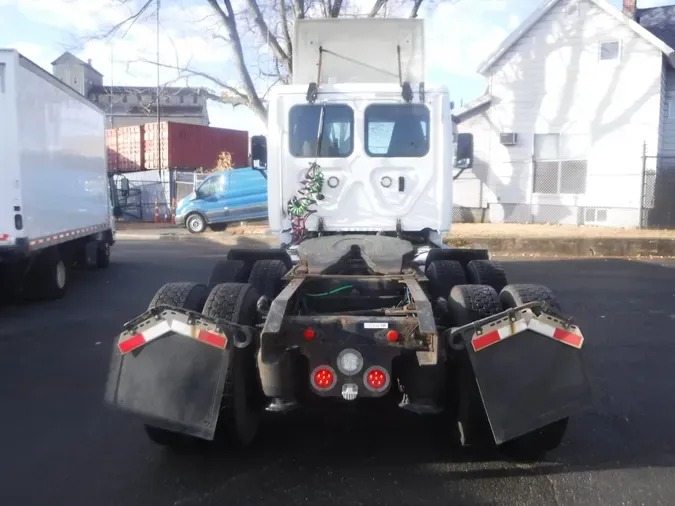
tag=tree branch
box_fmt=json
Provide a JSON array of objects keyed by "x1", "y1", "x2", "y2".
[
  {"x1": 206, "y1": 0, "x2": 267, "y2": 122},
  {"x1": 368, "y1": 0, "x2": 388, "y2": 16},
  {"x1": 329, "y1": 0, "x2": 344, "y2": 17},
  {"x1": 99, "y1": 0, "x2": 154, "y2": 40},
  {"x1": 245, "y1": 0, "x2": 292, "y2": 73},
  {"x1": 280, "y1": 0, "x2": 293, "y2": 69},
  {"x1": 409, "y1": 0, "x2": 424, "y2": 18},
  {"x1": 293, "y1": 0, "x2": 305, "y2": 19}
]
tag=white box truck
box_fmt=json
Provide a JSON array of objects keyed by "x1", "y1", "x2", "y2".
[{"x1": 0, "y1": 49, "x2": 115, "y2": 301}]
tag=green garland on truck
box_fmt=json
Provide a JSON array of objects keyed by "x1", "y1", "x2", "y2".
[{"x1": 286, "y1": 162, "x2": 325, "y2": 245}]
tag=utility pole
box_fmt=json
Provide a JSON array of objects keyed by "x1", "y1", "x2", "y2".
[{"x1": 156, "y1": 0, "x2": 162, "y2": 175}]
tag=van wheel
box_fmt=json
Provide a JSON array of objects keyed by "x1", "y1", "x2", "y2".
[{"x1": 186, "y1": 213, "x2": 207, "y2": 234}]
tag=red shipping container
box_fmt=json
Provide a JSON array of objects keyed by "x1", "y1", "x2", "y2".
[
  {"x1": 105, "y1": 129, "x2": 118, "y2": 172},
  {"x1": 143, "y1": 122, "x2": 249, "y2": 171},
  {"x1": 116, "y1": 125, "x2": 145, "y2": 172}
]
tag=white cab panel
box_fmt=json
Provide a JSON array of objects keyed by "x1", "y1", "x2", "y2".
[{"x1": 267, "y1": 84, "x2": 453, "y2": 236}]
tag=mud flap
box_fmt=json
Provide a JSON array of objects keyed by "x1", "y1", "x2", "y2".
[
  {"x1": 104, "y1": 306, "x2": 254, "y2": 440},
  {"x1": 454, "y1": 304, "x2": 593, "y2": 445}
]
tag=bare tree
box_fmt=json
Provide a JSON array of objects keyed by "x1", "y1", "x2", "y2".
[{"x1": 96, "y1": 0, "x2": 436, "y2": 124}]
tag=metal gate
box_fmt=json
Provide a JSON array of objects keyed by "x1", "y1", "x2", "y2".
[{"x1": 641, "y1": 152, "x2": 675, "y2": 229}]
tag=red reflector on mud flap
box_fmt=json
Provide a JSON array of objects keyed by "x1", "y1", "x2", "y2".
[
  {"x1": 118, "y1": 334, "x2": 146, "y2": 354},
  {"x1": 197, "y1": 330, "x2": 227, "y2": 349},
  {"x1": 117, "y1": 318, "x2": 228, "y2": 354},
  {"x1": 471, "y1": 311, "x2": 584, "y2": 353}
]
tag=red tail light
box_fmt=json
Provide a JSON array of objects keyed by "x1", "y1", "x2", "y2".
[
  {"x1": 304, "y1": 328, "x2": 316, "y2": 340},
  {"x1": 311, "y1": 366, "x2": 336, "y2": 391},
  {"x1": 386, "y1": 329, "x2": 400, "y2": 342},
  {"x1": 364, "y1": 366, "x2": 390, "y2": 392}
]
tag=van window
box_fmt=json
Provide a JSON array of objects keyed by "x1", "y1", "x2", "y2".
[
  {"x1": 197, "y1": 174, "x2": 225, "y2": 197},
  {"x1": 365, "y1": 104, "x2": 430, "y2": 157},
  {"x1": 289, "y1": 104, "x2": 354, "y2": 158}
]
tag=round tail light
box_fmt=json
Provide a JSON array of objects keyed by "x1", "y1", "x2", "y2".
[
  {"x1": 311, "y1": 365, "x2": 336, "y2": 391},
  {"x1": 364, "y1": 366, "x2": 390, "y2": 392}
]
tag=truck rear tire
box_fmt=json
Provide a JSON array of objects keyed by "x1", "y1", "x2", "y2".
[
  {"x1": 425, "y1": 259, "x2": 466, "y2": 300},
  {"x1": 497, "y1": 284, "x2": 568, "y2": 459},
  {"x1": 29, "y1": 249, "x2": 68, "y2": 300},
  {"x1": 207, "y1": 259, "x2": 251, "y2": 289},
  {"x1": 97, "y1": 242, "x2": 111, "y2": 269},
  {"x1": 466, "y1": 260, "x2": 508, "y2": 293},
  {"x1": 446, "y1": 284, "x2": 502, "y2": 448},
  {"x1": 248, "y1": 259, "x2": 288, "y2": 299},
  {"x1": 202, "y1": 283, "x2": 263, "y2": 447},
  {"x1": 143, "y1": 282, "x2": 210, "y2": 449}
]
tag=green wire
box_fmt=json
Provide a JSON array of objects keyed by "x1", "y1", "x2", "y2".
[{"x1": 305, "y1": 285, "x2": 354, "y2": 297}]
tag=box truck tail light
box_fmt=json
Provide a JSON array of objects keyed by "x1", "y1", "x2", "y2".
[
  {"x1": 311, "y1": 366, "x2": 336, "y2": 391},
  {"x1": 14, "y1": 214, "x2": 23, "y2": 230},
  {"x1": 303, "y1": 328, "x2": 316, "y2": 340},
  {"x1": 364, "y1": 367, "x2": 390, "y2": 392}
]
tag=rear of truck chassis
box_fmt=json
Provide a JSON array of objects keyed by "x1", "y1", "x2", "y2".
[{"x1": 105, "y1": 235, "x2": 592, "y2": 457}]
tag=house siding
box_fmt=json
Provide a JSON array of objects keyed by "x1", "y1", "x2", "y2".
[
  {"x1": 659, "y1": 66, "x2": 675, "y2": 160},
  {"x1": 458, "y1": 0, "x2": 664, "y2": 227}
]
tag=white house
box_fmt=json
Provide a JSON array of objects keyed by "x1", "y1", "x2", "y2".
[{"x1": 453, "y1": 0, "x2": 675, "y2": 228}]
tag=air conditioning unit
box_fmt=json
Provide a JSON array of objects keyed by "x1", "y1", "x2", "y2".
[{"x1": 500, "y1": 132, "x2": 518, "y2": 146}]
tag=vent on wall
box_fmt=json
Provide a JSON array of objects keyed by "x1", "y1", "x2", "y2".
[{"x1": 500, "y1": 133, "x2": 518, "y2": 146}]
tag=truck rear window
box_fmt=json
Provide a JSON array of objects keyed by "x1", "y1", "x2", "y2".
[
  {"x1": 365, "y1": 104, "x2": 430, "y2": 157},
  {"x1": 289, "y1": 104, "x2": 354, "y2": 158}
]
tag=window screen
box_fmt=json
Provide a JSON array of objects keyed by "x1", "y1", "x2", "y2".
[
  {"x1": 365, "y1": 104, "x2": 430, "y2": 157},
  {"x1": 533, "y1": 133, "x2": 589, "y2": 194}
]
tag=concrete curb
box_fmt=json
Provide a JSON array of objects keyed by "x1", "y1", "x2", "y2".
[
  {"x1": 115, "y1": 231, "x2": 675, "y2": 257},
  {"x1": 446, "y1": 236, "x2": 675, "y2": 257}
]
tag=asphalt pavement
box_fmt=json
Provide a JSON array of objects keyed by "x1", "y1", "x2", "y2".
[{"x1": 1, "y1": 239, "x2": 675, "y2": 506}]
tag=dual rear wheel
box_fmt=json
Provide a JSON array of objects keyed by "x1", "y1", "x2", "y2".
[
  {"x1": 143, "y1": 257, "x2": 289, "y2": 451},
  {"x1": 427, "y1": 257, "x2": 569, "y2": 459}
]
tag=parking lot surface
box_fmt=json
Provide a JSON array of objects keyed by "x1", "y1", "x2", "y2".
[{"x1": 1, "y1": 239, "x2": 674, "y2": 506}]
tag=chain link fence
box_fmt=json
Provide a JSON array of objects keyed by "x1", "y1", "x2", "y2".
[{"x1": 641, "y1": 154, "x2": 675, "y2": 229}]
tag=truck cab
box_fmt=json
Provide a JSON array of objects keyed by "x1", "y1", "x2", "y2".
[{"x1": 174, "y1": 167, "x2": 268, "y2": 233}]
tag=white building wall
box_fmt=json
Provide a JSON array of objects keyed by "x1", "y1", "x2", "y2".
[{"x1": 458, "y1": 0, "x2": 664, "y2": 227}]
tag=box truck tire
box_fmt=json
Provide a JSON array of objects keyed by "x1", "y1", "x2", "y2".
[
  {"x1": 97, "y1": 242, "x2": 111, "y2": 269},
  {"x1": 29, "y1": 248, "x2": 68, "y2": 301}
]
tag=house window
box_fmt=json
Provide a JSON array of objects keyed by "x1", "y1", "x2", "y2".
[
  {"x1": 584, "y1": 208, "x2": 608, "y2": 223},
  {"x1": 122, "y1": 94, "x2": 128, "y2": 103},
  {"x1": 533, "y1": 133, "x2": 588, "y2": 194},
  {"x1": 565, "y1": 1, "x2": 579, "y2": 16},
  {"x1": 73, "y1": 76, "x2": 79, "y2": 85},
  {"x1": 668, "y1": 100, "x2": 675, "y2": 119},
  {"x1": 599, "y1": 41, "x2": 620, "y2": 61},
  {"x1": 0, "y1": 63, "x2": 5, "y2": 93},
  {"x1": 180, "y1": 95, "x2": 184, "y2": 104},
  {"x1": 193, "y1": 94, "x2": 198, "y2": 104},
  {"x1": 165, "y1": 95, "x2": 171, "y2": 104}
]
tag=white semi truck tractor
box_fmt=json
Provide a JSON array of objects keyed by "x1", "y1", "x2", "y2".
[{"x1": 105, "y1": 18, "x2": 591, "y2": 458}]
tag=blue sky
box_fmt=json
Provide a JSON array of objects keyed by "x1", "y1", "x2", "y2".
[{"x1": 0, "y1": 0, "x2": 671, "y2": 134}]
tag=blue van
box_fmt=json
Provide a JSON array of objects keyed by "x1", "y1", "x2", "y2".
[{"x1": 175, "y1": 167, "x2": 268, "y2": 233}]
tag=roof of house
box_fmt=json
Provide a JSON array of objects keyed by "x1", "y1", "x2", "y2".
[
  {"x1": 51, "y1": 51, "x2": 103, "y2": 77},
  {"x1": 452, "y1": 94, "x2": 492, "y2": 121},
  {"x1": 477, "y1": 0, "x2": 675, "y2": 75},
  {"x1": 89, "y1": 85, "x2": 204, "y2": 96},
  {"x1": 637, "y1": 5, "x2": 675, "y2": 50}
]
